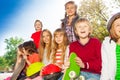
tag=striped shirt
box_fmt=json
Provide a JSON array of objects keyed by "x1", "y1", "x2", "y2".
[
  {"x1": 55, "y1": 49, "x2": 63, "y2": 67},
  {"x1": 115, "y1": 44, "x2": 120, "y2": 80}
]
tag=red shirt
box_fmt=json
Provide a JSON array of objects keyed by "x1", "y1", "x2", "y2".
[
  {"x1": 31, "y1": 31, "x2": 42, "y2": 48},
  {"x1": 28, "y1": 53, "x2": 40, "y2": 64},
  {"x1": 69, "y1": 38, "x2": 102, "y2": 74}
]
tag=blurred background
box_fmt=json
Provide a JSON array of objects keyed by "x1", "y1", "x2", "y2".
[{"x1": 0, "y1": 0, "x2": 120, "y2": 79}]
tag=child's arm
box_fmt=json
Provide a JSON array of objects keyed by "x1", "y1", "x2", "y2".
[
  {"x1": 100, "y1": 42, "x2": 109, "y2": 80},
  {"x1": 14, "y1": 54, "x2": 22, "y2": 70},
  {"x1": 62, "y1": 59, "x2": 70, "y2": 73}
]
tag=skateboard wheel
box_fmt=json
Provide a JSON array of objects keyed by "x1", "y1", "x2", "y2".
[
  {"x1": 69, "y1": 71, "x2": 76, "y2": 78},
  {"x1": 79, "y1": 75, "x2": 85, "y2": 80}
]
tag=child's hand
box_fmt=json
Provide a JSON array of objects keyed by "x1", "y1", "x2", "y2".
[
  {"x1": 62, "y1": 59, "x2": 70, "y2": 72},
  {"x1": 23, "y1": 54, "x2": 27, "y2": 60},
  {"x1": 75, "y1": 57, "x2": 85, "y2": 68}
]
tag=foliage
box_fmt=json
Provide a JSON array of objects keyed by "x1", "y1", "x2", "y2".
[
  {"x1": 0, "y1": 37, "x2": 24, "y2": 71},
  {"x1": 114, "y1": 0, "x2": 120, "y2": 6},
  {"x1": 0, "y1": 57, "x2": 6, "y2": 71},
  {"x1": 78, "y1": 0, "x2": 109, "y2": 41}
]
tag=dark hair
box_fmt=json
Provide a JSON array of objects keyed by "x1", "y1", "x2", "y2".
[
  {"x1": 22, "y1": 40, "x2": 37, "y2": 54},
  {"x1": 18, "y1": 44, "x2": 23, "y2": 53}
]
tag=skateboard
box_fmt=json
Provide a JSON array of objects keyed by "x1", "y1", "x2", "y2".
[
  {"x1": 62, "y1": 52, "x2": 80, "y2": 80},
  {"x1": 11, "y1": 58, "x2": 26, "y2": 80}
]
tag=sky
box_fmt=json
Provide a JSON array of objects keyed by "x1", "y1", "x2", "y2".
[
  {"x1": 0, "y1": 0, "x2": 80, "y2": 56},
  {"x1": 0, "y1": 0, "x2": 119, "y2": 56}
]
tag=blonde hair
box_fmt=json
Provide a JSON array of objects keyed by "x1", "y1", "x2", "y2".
[
  {"x1": 74, "y1": 18, "x2": 92, "y2": 39},
  {"x1": 39, "y1": 29, "x2": 52, "y2": 61},
  {"x1": 52, "y1": 28, "x2": 69, "y2": 63}
]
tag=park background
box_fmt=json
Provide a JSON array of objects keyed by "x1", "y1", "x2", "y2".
[{"x1": 0, "y1": 0, "x2": 120, "y2": 73}]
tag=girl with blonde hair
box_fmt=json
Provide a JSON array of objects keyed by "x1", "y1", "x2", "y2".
[
  {"x1": 51, "y1": 28, "x2": 69, "y2": 69},
  {"x1": 39, "y1": 29, "x2": 52, "y2": 65}
]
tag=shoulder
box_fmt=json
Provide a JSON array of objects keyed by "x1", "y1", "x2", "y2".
[
  {"x1": 102, "y1": 36, "x2": 116, "y2": 47},
  {"x1": 70, "y1": 41, "x2": 78, "y2": 45},
  {"x1": 69, "y1": 41, "x2": 79, "y2": 49},
  {"x1": 31, "y1": 31, "x2": 41, "y2": 38},
  {"x1": 90, "y1": 37, "x2": 101, "y2": 44},
  {"x1": 31, "y1": 53, "x2": 39, "y2": 57}
]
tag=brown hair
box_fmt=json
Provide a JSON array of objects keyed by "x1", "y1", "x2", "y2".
[
  {"x1": 34, "y1": 20, "x2": 43, "y2": 30},
  {"x1": 52, "y1": 28, "x2": 69, "y2": 64},
  {"x1": 22, "y1": 40, "x2": 37, "y2": 54},
  {"x1": 64, "y1": 1, "x2": 77, "y2": 17},
  {"x1": 107, "y1": 12, "x2": 120, "y2": 42},
  {"x1": 74, "y1": 18, "x2": 92, "y2": 39},
  {"x1": 39, "y1": 29, "x2": 52, "y2": 61},
  {"x1": 18, "y1": 44, "x2": 23, "y2": 53}
]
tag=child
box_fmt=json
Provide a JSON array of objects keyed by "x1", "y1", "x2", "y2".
[
  {"x1": 39, "y1": 29, "x2": 52, "y2": 65},
  {"x1": 14, "y1": 44, "x2": 24, "y2": 71},
  {"x1": 43, "y1": 28, "x2": 69, "y2": 80},
  {"x1": 61, "y1": 1, "x2": 79, "y2": 43},
  {"x1": 10, "y1": 44, "x2": 26, "y2": 80},
  {"x1": 51, "y1": 28, "x2": 69, "y2": 69},
  {"x1": 69, "y1": 18, "x2": 102, "y2": 80},
  {"x1": 31, "y1": 20, "x2": 43, "y2": 48},
  {"x1": 22, "y1": 40, "x2": 41, "y2": 79},
  {"x1": 100, "y1": 12, "x2": 120, "y2": 80}
]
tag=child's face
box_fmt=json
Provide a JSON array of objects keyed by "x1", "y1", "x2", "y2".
[
  {"x1": 35, "y1": 21, "x2": 42, "y2": 31},
  {"x1": 43, "y1": 31, "x2": 51, "y2": 44},
  {"x1": 55, "y1": 33, "x2": 64, "y2": 44},
  {"x1": 75, "y1": 22, "x2": 91, "y2": 39},
  {"x1": 65, "y1": 3, "x2": 76, "y2": 16},
  {"x1": 113, "y1": 18, "x2": 120, "y2": 37}
]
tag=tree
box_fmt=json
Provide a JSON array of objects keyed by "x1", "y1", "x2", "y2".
[
  {"x1": 0, "y1": 57, "x2": 6, "y2": 71},
  {"x1": 114, "y1": 0, "x2": 120, "y2": 6},
  {"x1": 78, "y1": 0, "x2": 109, "y2": 41},
  {"x1": 3, "y1": 37, "x2": 24, "y2": 71}
]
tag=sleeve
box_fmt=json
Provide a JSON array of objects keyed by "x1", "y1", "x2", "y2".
[
  {"x1": 100, "y1": 42, "x2": 109, "y2": 80},
  {"x1": 31, "y1": 33, "x2": 34, "y2": 39},
  {"x1": 64, "y1": 46, "x2": 70, "y2": 63},
  {"x1": 33, "y1": 54, "x2": 40, "y2": 62}
]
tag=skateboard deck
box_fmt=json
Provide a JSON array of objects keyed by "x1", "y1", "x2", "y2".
[
  {"x1": 62, "y1": 52, "x2": 80, "y2": 80},
  {"x1": 11, "y1": 58, "x2": 25, "y2": 80}
]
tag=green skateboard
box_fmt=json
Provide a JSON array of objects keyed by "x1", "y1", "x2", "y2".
[{"x1": 62, "y1": 52, "x2": 80, "y2": 80}]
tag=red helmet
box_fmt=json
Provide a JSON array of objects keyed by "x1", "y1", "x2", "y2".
[{"x1": 41, "y1": 64, "x2": 61, "y2": 76}]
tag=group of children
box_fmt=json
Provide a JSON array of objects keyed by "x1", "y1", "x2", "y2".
[{"x1": 6, "y1": 1, "x2": 120, "y2": 80}]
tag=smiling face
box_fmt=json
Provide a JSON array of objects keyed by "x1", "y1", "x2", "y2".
[
  {"x1": 55, "y1": 32, "x2": 64, "y2": 45},
  {"x1": 112, "y1": 18, "x2": 120, "y2": 38},
  {"x1": 65, "y1": 2, "x2": 77, "y2": 17},
  {"x1": 42, "y1": 31, "x2": 51, "y2": 44},
  {"x1": 75, "y1": 21, "x2": 91, "y2": 39}
]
